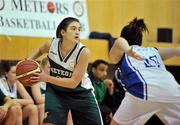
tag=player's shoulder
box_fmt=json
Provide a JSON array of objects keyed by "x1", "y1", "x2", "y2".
[
  {"x1": 77, "y1": 42, "x2": 88, "y2": 52},
  {"x1": 0, "y1": 77, "x2": 6, "y2": 84},
  {"x1": 50, "y1": 37, "x2": 60, "y2": 45},
  {"x1": 134, "y1": 45, "x2": 157, "y2": 51},
  {"x1": 80, "y1": 47, "x2": 90, "y2": 55},
  {"x1": 77, "y1": 46, "x2": 90, "y2": 61},
  {"x1": 78, "y1": 42, "x2": 86, "y2": 48},
  {"x1": 52, "y1": 37, "x2": 60, "y2": 42},
  {"x1": 47, "y1": 37, "x2": 60, "y2": 48}
]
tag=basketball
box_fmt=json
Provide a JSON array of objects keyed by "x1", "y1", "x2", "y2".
[{"x1": 16, "y1": 59, "x2": 41, "y2": 86}]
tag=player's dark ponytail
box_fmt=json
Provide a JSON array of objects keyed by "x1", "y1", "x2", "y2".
[
  {"x1": 120, "y1": 17, "x2": 148, "y2": 46},
  {"x1": 129, "y1": 17, "x2": 148, "y2": 34}
]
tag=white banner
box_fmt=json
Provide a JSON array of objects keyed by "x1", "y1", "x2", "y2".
[{"x1": 0, "y1": 0, "x2": 89, "y2": 39}]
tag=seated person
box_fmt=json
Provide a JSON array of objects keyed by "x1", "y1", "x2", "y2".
[
  {"x1": 0, "y1": 62, "x2": 38, "y2": 125},
  {"x1": 39, "y1": 57, "x2": 50, "y2": 97},
  {"x1": 0, "y1": 89, "x2": 22, "y2": 125},
  {"x1": 89, "y1": 59, "x2": 112, "y2": 125},
  {"x1": 25, "y1": 57, "x2": 49, "y2": 125},
  {"x1": 103, "y1": 69, "x2": 125, "y2": 114},
  {"x1": 26, "y1": 83, "x2": 45, "y2": 125}
]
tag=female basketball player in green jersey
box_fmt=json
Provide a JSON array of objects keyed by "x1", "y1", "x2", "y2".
[{"x1": 29, "y1": 17, "x2": 103, "y2": 125}]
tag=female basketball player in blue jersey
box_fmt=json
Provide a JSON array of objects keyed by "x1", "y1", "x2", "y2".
[
  {"x1": 109, "y1": 18, "x2": 180, "y2": 125},
  {"x1": 28, "y1": 17, "x2": 103, "y2": 125}
]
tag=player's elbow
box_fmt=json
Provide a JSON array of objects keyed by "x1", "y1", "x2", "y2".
[
  {"x1": 109, "y1": 56, "x2": 119, "y2": 64},
  {"x1": 109, "y1": 52, "x2": 119, "y2": 64},
  {"x1": 110, "y1": 59, "x2": 118, "y2": 64},
  {"x1": 35, "y1": 98, "x2": 44, "y2": 105},
  {"x1": 70, "y1": 82, "x2": 79, "y2": 89},
  {"x1": 28, "y1": 99, "x2": 35, "y2": 105}
]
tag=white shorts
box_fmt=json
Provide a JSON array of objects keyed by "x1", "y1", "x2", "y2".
[{"x1": 113, "y1": 92, "x2": 180, "y2": 125}]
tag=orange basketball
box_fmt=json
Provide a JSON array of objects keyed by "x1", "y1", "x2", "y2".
[{"x1": 16, "y1": 59, "x2": 41, "y2": 86}]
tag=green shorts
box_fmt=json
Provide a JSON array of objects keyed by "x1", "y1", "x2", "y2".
[{"x1": 43, "y1": 85, "x2": 103, "y2": 125}]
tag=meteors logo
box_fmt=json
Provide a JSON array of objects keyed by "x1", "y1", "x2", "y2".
[
  {"x1": 0, "y1": 0, "x2": 89, "y2": 39},
  {"x1": 73, "y1": 1, "x2": 84, "y2": 17},
  {"x1": 0, "y1": 0, "x2": 4, "y2": 10}
]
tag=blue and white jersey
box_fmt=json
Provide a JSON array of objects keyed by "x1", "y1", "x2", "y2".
[
  {"x1": 118, "y1": 45, "x2": 180, "y2": 103},
  {"x1": 47, "y1": 38, "x2": 93, "y2": 93}
]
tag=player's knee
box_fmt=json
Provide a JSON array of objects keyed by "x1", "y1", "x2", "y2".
[
  {"x1": 9, "y1": 105, "x2": 22, "y2": 115},
  {"x1": 0, "y1": 109, "x2": 7, "y2": 124},
  {"x1": 26, "y1": 104, "x2": 38, "y2": 116},
  {"x1": 37, "y1": 103, "x2": 44, "y2": 110},
  {"x1": 9, "y1": 105, "x2": 16, "y2": 112},
  {"x1": 14, "y1": 105, "x2": 22, "y2": 116}
]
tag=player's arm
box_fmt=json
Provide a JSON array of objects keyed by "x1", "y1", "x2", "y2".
[
  {"x1": 3, "y1": 97, "x2": 14, "y2": 108},
  {"x1": 157, "y1": 47, "x2": 180, "y2": 60},
  {"x1": 29, "y1": 42, "x2": 51, "y2": 60},
  {"x1": 104, "y1": 79, "x2": 114, "y2": 95},
  {"x1": 1, "y1": 88, "x2": 13, "y2": 107},
  {"x1": 31, "y1": 84, "x2": 44, "y2": 104},
  {"x1": 31, "y1": 48, "x2": 90, "y2": 89},
  {"x1": 14, "y1": 81, "x2": 34, "y2": 106},
  {"x1": 0, "y1": 91, "x2": 10, "y2": 121},
  {"x1": 109, "y1": 37, "x2": 144, "y2": 64},
  {"x1": 109, "y1": 37, "x2": 125, "y2": 64}
]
